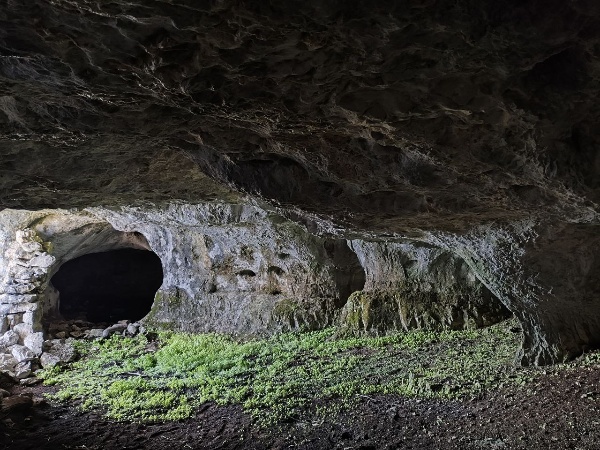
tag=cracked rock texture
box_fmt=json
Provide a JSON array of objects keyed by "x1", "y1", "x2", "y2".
[
  {"x1": 339, "y1": 240, "x2": 510, "y2": 334},
  {"x1": 0, "y1": 0, "x2": 600, "y2": 364},
  {"x1": 0, "y1": 205, "x2": 508, "y2": 344}
]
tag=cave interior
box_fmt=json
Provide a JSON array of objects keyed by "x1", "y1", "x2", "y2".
[{"x1": 49, "y1": 249, "x2": 163, "y2": 324}]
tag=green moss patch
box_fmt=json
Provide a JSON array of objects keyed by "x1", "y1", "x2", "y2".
[
  {"x1": 271, "y1": 298, "x2": 299, "y2": 325},
  {"x1": 40, "y1": 319, "x2": 525, "y2": 425},
  {"x1": 339, "y1": 288, "x2": 510, "y2": 334}
]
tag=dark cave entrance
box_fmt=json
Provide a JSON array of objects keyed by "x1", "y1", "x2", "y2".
[{"x1": 50, "y1": 248, "x2": 164, "y2": 324}]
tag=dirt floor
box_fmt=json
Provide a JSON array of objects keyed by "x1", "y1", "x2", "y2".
[{"x1": 2, "y1": 364, "x2": 600, "y2": 450}]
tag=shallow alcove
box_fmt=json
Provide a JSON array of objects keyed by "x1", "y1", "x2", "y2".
[
  {"x1": 323, "y1": 240, "x2": 367, "y2": 308},
  {"x1": 50, "y1": 248, "x2": 164, "y2": 323}
]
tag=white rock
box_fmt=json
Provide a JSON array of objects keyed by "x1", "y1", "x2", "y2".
[
  {"x1": 39, "y1": 353, "x2": 61, "y2": 369},
  {"x1": 15, "y1": 230, "x2": 42, "y2": 252},
  {"x1": 0, "y1": 353, "x2": 17, "y2": 372},
  {"x1": 5, "y1": 283, "x2": 36, "y2": 295},
  {"x1": 28, "y1": 254, "x2": 55, "y2": 268},
  {"x1": 0, "y1": 330, "x2": 19, "y2": 348},
  {"x1": 18, "y1": 241, "x2": 42, "y2": 253},
  {"x1": 24, "y1": 332, "x2": 44, "y2": 356},
  {"x1": 12, "y1": 322, "x2": 32, "y2": 340},
  {"x1": 10, "y1": 345, "x2": 35, "y2": 362},
  {"x1": 126, "y1": 323, "x2": 139, "y2": 335},
  {"x1": 0, "y1": 294, "x2": 38, "y2": 314},
  {"x1": 14, "y1": 361, "x2": 32, "y2": 380},
  {"x1": 39, "y1": 340, "x2": 77, "y2": 368}
]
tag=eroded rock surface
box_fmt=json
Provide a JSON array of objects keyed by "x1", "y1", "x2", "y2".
[
  {"x1": 0, "y1": 0, "x2": 599, "y2": 364},
  {"x1": 339, "y1": 240, "x2": 510, "y2": 333},
  {"x1": 0, "y1": 206, "x2": 507, "y2": 344}
]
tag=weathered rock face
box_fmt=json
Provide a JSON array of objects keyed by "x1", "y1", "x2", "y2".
[
  {"x1": 0, "y1": 203, "x2": 511, "y2": 379},
  {"x1": 339, "y1": 240, "x2": 510, "y2": 333},
  {"x1": 96, "y1": 203, "x2": 363, "y2": 335},
  {"x1": 0, "y1": 205, "x2": 508, "y2": 341},
  {"x1": 0, "y1": 0, "x2": 599, "y2": 364}
]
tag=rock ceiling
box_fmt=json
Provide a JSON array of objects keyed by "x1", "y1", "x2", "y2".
[
  {"x1": 1, "y1": 0, "x2": 600, "y2": 365},
  {"x1": 0, "y1": 0, "x2": 598, "y2": 231}
]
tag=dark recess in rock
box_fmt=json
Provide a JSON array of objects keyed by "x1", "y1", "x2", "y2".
[
  {"x1": 324, "y1": 240, "x2": 366, "y2": 308},
  {"x1": 50, "y1": 249, "x2": 164, "y2": 324},
  {"x1": 237, "y1": 269, "x2": 257, "y2": 277}
]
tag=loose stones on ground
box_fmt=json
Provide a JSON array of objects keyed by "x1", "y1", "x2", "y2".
[
  {"x1": 0, "y1": 318, "x2": 146, "y2": 422},
  {"x1": 0, "y1": 319, "x2": 143, "y2": 381}
]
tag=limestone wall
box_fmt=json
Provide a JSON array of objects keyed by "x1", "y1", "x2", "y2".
[
  {"x1": 0, "y1": 202, "x2": 510, "y2": 378},
  {"x1": 338, "y1": 240, "x2": 510, "y2": 333}
]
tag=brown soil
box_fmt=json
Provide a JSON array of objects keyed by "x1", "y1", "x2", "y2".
[{"x1": 2, "y1": 365, "x2": 600, "y2": 450}]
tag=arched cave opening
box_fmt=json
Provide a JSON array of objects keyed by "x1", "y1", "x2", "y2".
[{"x1": 50, "y1": 248, "x2": 164, "y2": 324}]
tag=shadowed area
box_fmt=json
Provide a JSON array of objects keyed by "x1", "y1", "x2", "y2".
[
  {"x1": 50, "y1": 249, "x2": 163, "y2": 323},
  {"x1": 323, "y1": 240, "x2": 366, "y2": 308}
]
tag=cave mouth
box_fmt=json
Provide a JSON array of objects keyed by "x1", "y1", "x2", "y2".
[{"x1": 50, "y1": 248, "x2": 164, "y2": 324}]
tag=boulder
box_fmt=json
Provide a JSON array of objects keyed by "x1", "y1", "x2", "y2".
[
  {"x1": 39, "y1": 340, "x2": 77, "y2": 368},
  {"x1": 20, "y1": 377, "x2": 41, "y2": 387},
  {"x1": 0, "y1": 372, "x2": 15, "y2": 390},
  {"x1": 0, "y1": 353, "x2": 17, "y2": 373},
  {"x1": 1, "y1": 395, "x2": 33, "y2": 414},
  {"x1": 102, "y1": 324, "x2": 128, "y2": 339},
  {"x1": 126, "y1": 323, "x2": 139, "y2": 336},
  {"x1": 12, "y1": 323, "x2": 32, "y2": 340},
  {"x1": 0, "y1": 331, "x2": 19, "y2": 348},
  {"x1": 13, "y1": 361, "x2": 32, "y2": 380},
  {"x1": 24, "y1": 332, "x2": 44, "y2": 357},
  {"x1": 86, "y1": 329, "x2": 105, "y2": 339},
  {"x1": 28, "y1": 254, "x2": 55, "y2": 268},
  {"x1": 10, "y1": 345, "x2": 35, "y2": 363},
  {"x1": 39, "y1": 353, "x2": 62, "y2": 369}
]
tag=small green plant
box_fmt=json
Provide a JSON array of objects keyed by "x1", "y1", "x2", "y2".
[{"x1": 40, "y1": 319, "x2": 524, "y2": 425}]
